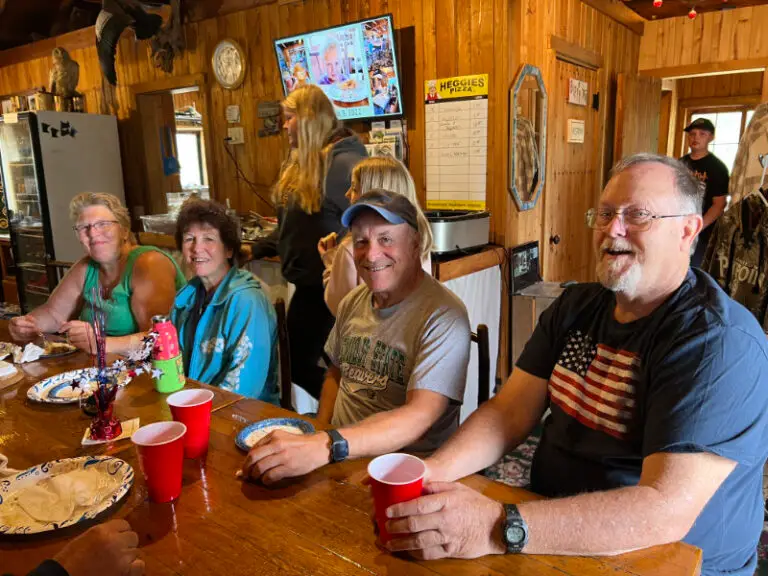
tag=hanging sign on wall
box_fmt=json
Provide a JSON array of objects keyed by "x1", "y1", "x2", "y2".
[
  {"x1": 568, "y1": 78, "x2": 588, "y2": 106},
  {"x1": 567, "y1": 119, "x2": 585, "y2": 143},
  {"x1": 425, "y1": 73, "x2": 489, "y2": 211}
]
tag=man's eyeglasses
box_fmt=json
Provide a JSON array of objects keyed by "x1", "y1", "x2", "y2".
[
  {"x1": 73, "y1": 220, "x2": 119, "y2": 236},
  {"x1": 585, "y1": 208, "x2": 694, "y2": 232}
]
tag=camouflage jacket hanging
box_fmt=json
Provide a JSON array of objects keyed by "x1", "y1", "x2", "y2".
[{"x1": 703, "y1": 195, "x2": 768, "y2": 333}]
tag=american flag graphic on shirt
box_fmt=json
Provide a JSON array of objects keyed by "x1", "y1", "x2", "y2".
[{"x1": 549, "y1": 330, "x2": 639, "y2": 440}]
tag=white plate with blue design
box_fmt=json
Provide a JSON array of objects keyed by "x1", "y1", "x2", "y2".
[
  {"x1": 236, "y1": 418, "x2": 316, "y2": 451},
  {"x1": 0, "y1": 455, "x2": 133, "y2": 535},
  {"x1": 27, "y1": 368, "x2": 132, "y2": 404}
]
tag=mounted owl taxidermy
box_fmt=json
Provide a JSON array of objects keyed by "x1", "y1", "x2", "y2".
[
  {"x1": 49, "y1": 47, "x2": 80, "y2": 98},
  {"x1": 96, "y1": 0, "x2": 181, "y2": 86}
]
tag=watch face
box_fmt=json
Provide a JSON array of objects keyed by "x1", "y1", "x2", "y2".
[{"x1": 506, "y1": 526, "x2": 525, "y2": 545}]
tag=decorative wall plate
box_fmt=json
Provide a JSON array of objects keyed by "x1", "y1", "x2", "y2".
[{"x1": 212, "y1": 39, "x2": 247, "y2": 90}]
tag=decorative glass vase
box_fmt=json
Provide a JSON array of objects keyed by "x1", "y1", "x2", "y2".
[{"x1": 88, "y1": 373, "x2": 122, "y2": 441}]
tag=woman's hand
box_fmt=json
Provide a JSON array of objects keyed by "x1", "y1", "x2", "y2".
[
  {"x1": 8, "y1": 315, "x2": 41, "y2": 343},
  {"x1": 61, "y1": 320, "x2": 98, "y2": 355},
  {"x1": 317, "y1": 232, "x2": 338, "y2": 267}
]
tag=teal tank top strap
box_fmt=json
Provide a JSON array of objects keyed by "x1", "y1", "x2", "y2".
[
  {"x1": 81, "y1": 257, "x2": 100, "y2": 299},
  {"x1": 79, "y1": 246, "x2": 186, "y2": 337}
]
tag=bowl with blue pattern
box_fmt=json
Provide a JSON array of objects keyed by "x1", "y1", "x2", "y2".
[{"x1": 235, "y1": 418, "x2": 316, "y2": 451}]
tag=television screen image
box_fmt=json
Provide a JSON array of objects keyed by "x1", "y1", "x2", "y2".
[{"x1": 274, "y1": 15, "x2": 403, "y2": 121}]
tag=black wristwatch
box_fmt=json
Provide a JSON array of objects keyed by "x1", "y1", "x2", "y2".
[
  {"x1": 502, "y1": 504, "x2": 529, "y2": 554},
  {"x1": 326, "y1": 429, "x2": 349, "y2": 463}
]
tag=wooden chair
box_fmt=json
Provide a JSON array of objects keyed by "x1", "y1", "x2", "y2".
[
  {"x1": 472, "y1": 324, "x2": 491, "y2": 406},
  {"x1": 45, "y1": 260, "x2": 72, "y2": 286},
  {"x1": 274, "y1": 298, "x2": 293, "y2": 411}
]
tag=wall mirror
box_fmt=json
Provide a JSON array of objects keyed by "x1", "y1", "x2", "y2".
[{"x1": 509, "y1": 64, "x2": 547, "y2": 211}]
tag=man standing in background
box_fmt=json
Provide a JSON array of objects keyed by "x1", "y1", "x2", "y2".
[{"x1": 680, "y1": 118, "x2": 730, "y2": 267}]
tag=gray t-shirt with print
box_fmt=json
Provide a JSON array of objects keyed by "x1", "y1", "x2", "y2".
[{"x1": 325, "y1": 274, "x2": 471, "y2": 454}]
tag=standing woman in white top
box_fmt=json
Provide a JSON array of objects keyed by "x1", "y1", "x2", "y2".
[{"x1": 318, "y1": 157, "x2": 433, "y2": 316}]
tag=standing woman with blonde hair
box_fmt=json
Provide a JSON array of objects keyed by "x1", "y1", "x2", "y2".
[
  {"x1": 251, "y1": 85, "x2": 366, "y2": 399},
  {"x1": 318, "y1": 156, "x2": 433, "y2": 316}
]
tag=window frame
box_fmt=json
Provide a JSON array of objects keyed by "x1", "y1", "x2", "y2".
[
  {"x1": 175, "y1": 125, "x2": 208, "y2": 188},
  {"x1": 679, "y1": 104, "x2": 755, "y2": 160}
]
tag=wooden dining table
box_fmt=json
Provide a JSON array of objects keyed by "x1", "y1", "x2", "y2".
[{"x1": 0, "y1": 321, "x2": 702, "y2": 576}]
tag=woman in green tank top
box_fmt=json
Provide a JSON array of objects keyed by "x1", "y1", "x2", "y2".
[{"x1": 9, "y1": 193, "x2": 186, "y2": 356}]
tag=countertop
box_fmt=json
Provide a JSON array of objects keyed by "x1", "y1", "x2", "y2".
[{"x1": 138, "y1": 233, "x2": 505, "y2": 282}]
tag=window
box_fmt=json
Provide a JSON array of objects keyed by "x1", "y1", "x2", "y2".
[
  {"x1": 176, "y1": 131, "x2": 205, "y2": 188},
  {"x1": 688, "y1": 108, "x2": 754, "y2": 173}
]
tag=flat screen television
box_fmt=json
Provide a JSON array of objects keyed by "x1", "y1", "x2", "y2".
[{"x1": 274, "y1": 15, "x2": 403, "y2": 121}]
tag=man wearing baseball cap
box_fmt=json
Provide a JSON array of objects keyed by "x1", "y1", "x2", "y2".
[
  {"x1": 680, "y1": 117, "x2": 730, "y2": 267},
  {"x1": 241, "y1": 189, "x2": 471, "y2": 484}
]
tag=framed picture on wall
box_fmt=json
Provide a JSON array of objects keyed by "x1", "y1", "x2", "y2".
[
  {"x1": 567, "y1": 119, "x2": 585, "y2": 143},
  {"x1": 568, "y1": 79, "x2": 588, "y2": 106}
]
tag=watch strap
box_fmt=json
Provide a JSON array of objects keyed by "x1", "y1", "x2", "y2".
[
  {"x1": 326, "y1": 429, "x2": 349, "y2": 463},
  {"x1": 502, "y1": 503, "x2": 529, "y2": 554}
]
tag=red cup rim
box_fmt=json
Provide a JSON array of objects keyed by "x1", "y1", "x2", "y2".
[
  {"x1": 166, "y1": 389, "x2": 214, "y2": 408},
  {"x1": 367, "y1": 453, "x2": 426, "y2": 486},
  {"x1": 131, "y1": 421, "x2": 187, "y2": 447}
]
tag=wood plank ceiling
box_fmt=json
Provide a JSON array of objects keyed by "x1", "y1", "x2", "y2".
[
  {"x1": 0, "y1": 0, "x2": 275, "y2": 51},
  {"x1": 623, "y1": 0, "x2": 768, "y2": 20},
  {"x1": 0, "y1": 0, "x2": 99, "y2": 50}
]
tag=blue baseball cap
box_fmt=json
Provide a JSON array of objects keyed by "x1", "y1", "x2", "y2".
[{"x1": 341, "y1": 189, "x2": 419, "y2": 230}]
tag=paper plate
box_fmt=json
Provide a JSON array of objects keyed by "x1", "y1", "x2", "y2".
[
  {"x1": 0, "y1": 455, "x2": 133, "y2": 535},
  {"x1": 235, "y1": 418, "x2": 315, "y2": 451},
  {"x1": 27, "y1": 368, "x2": 132, "y2": 404},
  {"x1": 39, "y1": 342, "x2": 78, "y2": 359}
]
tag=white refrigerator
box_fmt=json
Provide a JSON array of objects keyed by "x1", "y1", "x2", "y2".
[{"x1": 0, "y1": 111, "x2": 125, "y2": 312}]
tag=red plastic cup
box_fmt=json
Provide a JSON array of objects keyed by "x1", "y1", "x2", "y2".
[
  {"x1": 131, "y1": 421, "x2": 187, "y2": 503},
  {"x1": 166, "y1": 389, "x2": 214, "y2": 459},
  {"x1": 367, "y1": 453, "x2": 426, "y2": 543}
]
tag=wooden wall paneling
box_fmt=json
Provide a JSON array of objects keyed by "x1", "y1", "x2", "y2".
[
  {"x1": 763, "y1": 69, "x2": 768, "y2": 101},
  {"x1": 434, "y1": 0, "x2": 455, "y2": 79},
  {"x1": 173, "y1": 91, "x2": 200, "y2": 110},
  {"x1": 679, "y1": 12, "x2": 695, "y2": 67},
  {"x1": 456, "y1": 0, "x2": 472, "y2": 77},
  {"x1": 718, "y1": 9, "x2": 736, "y2": 63},
  {"x1": 474, "y1": 0, "x2": 497, "y2": 242},
  {"x1": 543, "y1": 59, "x2": 599, "y2": 283},
  {"x1": 613, "y1": 73, "x2": 662, "y2": 161},
  {"x1": 221, "y1": 10, "x2": 253, "y2": 214},
  {"x1": 735, "y1": 7, "x2": 753, "y2": 61},
  {"x1": 640, "y1": 5, "x2": 768, "y2": 73},
  {"x1": 750, "y1": 7, "x2": 765, "y2": 60},
  {"x1": 659, "y1": 90, "x2": 673, "y2": 155}
]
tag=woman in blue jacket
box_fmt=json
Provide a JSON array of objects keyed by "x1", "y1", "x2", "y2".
[{"x1": 171, "y1": 199, "x2": 278, "y2": 403}]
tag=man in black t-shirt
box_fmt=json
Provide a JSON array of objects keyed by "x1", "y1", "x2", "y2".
[
  {"x1": 680, "y1": 118, "x2": 730, "y2": 267},
  {"x1": 382, "y1": 154, "x2": 768, "y2": 576}
]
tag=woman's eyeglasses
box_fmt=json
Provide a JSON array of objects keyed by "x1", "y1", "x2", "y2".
[{"x1": 73, "y1": 220, "x2": 119, "y2": 236}]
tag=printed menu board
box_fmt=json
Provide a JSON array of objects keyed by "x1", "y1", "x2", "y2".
[{"x1": 425, "y1": 74, "x2": 489, "y2": 211}]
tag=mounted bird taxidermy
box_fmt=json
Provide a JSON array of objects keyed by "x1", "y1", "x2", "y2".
[
  {"x1": 49, "y1": 47, "x2": 80, "y2": 98},
  {"x1": 96, "y1": 0, "x2": 172, "y2": 85}
]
